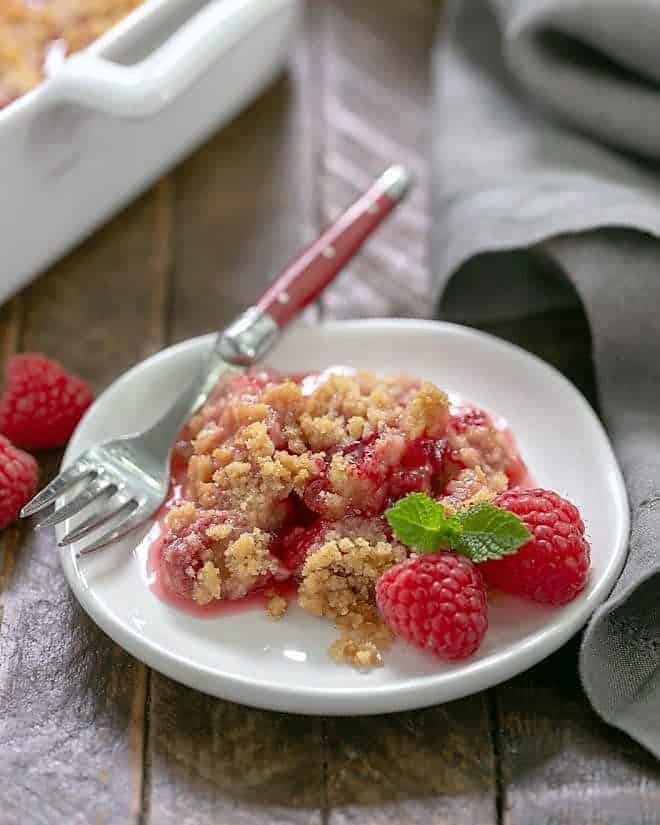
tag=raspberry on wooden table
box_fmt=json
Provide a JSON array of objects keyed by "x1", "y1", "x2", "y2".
[
  {"x1": 376, "y1": 552, "x2": 488, "y2": 660},
  {"x1": 481, "y1": 489, "x2": 590, "y2": 605},
  {"x1": 0, "y1": 435, "x2": 38, "y2": 530},
  {"x1": 0, "y1": 353, "x2": 94, "y2": 450}
]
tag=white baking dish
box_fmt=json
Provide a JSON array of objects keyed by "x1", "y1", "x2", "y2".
[{"x1": 0, "y1": 0, "x2": 302, "y2": 304}]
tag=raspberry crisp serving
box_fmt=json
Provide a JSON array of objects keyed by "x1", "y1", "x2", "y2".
[{"x1": 146, "y1": 367, "x2": 590, "y2": 668}]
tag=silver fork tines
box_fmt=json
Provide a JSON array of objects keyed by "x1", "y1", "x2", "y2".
[
  {"x1": 35, "y1": 479, "x2": 118, "y2": 530},
  {"x1": 21, "y1": 339, "x2": 242, "y2": 555},
  {"x1": 21, "y1": 463, "x2": 97, "y2": 519},
  {"x1": 59, "y1": 499, "x2": 139, "y2": 552},
  {"x1": 75, "y1": 504, "x2": 143, "y2": 556}
]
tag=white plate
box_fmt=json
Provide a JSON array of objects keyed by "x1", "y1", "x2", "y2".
[{"x1": 59, "y1": 320, "x2": 629, "y2": 715}]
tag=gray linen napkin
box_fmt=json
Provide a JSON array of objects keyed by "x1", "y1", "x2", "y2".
[{"x1": 433, "y1": 0, "x2": 660, "y2": 758}]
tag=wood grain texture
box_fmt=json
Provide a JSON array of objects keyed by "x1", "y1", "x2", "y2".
[
  {"x1": 0, "y1": 184, "x2": 172, "y2": 825},
  {"x1": 326, "y1": 700, "x2": 496, "y2": 825},
  {"x1": 318, "y1": 0, "x2": 440, "y2": 319},
  {"x1": 143, "y1": 9, "x2": 325, "y2": 825},
  {"x1": 147, "y1": 678, "x2": 324, "y2": 825},
  {"x1": 496, "y1": 639, "x2": 660, "y2": 825},
  {"x1": 168, "y1": 31, "x2": 320, "y2": 342},
  {"x1": 0, "y1": 299, "x2": 22, "y2": 364}
]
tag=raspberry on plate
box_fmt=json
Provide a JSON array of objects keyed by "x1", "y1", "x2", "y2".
[
  {"x1": 0, "y1": 353, "x2": 94, "y2": 450},
  {"x1": 0, "y1": 435, "x2": 38, "y2": 530},
  {"x1": 481, "y1": 489, "x2": 590, "y2": 605},
  {"x1": 376, "y1": 552, "x2": 488, "y2": 660}
]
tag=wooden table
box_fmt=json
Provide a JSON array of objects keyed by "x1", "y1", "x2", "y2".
[{"x1": 2, "y1": 3, "x2": 660, "y2": 823}]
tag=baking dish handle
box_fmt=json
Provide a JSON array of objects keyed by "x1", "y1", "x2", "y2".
[{"x1": 46, "y1": 0, "x2": 299, "y2": 117}]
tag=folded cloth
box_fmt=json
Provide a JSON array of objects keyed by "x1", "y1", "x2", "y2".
[{"x1": 433, "y1": 0, "x2": 660, "y2": 758}]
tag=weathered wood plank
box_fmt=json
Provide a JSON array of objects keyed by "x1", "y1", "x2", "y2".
[
  {"x1": 0, "y1": 296, "x2": 24, "y2": 703},
  {"x1": 496, "y1": 639, "x2": 660, "y2": 825},
  {"x1": 0, "y1": 299, "x2": 22, "y2": 364},
  {"x1": 318, "y1": 0, "x2": 439, "y2": 320},
  {"x1": 0, "y1": 182, "x2": 172, "y2": 825},
  {"x1": 148, "y1": 678, "x2": 324, "y2": 825},
  {"x1": 168, "y1": 60, "x2": 319, "y2": 340},
  {"x1": 144, "y1": 10, "x2": 325, "y2": 825},
  {"x1": 326, "y1": 701, "x2": 497, "y2": 825}
]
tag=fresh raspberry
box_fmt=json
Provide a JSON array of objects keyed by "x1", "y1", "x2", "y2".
[
  {"x1": 0, "y1": 435, "x2": 38, "y2": 530},
  {"x1": 0, "y1": 354, "x2": 94, "y2": 450},
  {"x1": 376, "y1": 553, "x2": 488, "y2": 660},
  {"x1": 481, "y1": 488, "x2": 589, "y2": 605}
]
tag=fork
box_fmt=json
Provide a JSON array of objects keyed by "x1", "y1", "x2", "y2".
[{"x1": 21, "y1": 165, "x2": 411, "y2": 555}]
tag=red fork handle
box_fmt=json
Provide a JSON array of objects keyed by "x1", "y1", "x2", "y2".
[{"x1": 256, "y1": 164, "x2": 411, "y2": 326}]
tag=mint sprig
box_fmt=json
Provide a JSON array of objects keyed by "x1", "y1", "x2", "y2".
[
  {"x1": 385, "y1": 493, "x2": 531, "y2": 563},
  {"x1": 385, "y1": 492, "x2": 460, "y2": 551}
]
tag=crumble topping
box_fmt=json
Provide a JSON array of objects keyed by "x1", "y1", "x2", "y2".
[
  {"x1": 296, "y1": 526, "x2": 405, "y2": 668},
  {"x1": 266, "y1": 593, "x2": 288, "y2": 619},
  {"x1": 165, "y1": 500, "x2": 198, "y2": 533},
  {"x1": 402, "y1": 382, "x2": 449, "y2": 439},
  {"x1": 225, "y1": 529, "x2": 276, "y2": 579},
  {"x1": 447, "y1": 417, "x2": 514, "y2": 480},
  {"x1": 329, "y1": 617, "x2": 393, "y2": 670},
  {"x1": 298, "y1": 534, "x2": 406, "y2": 620},
  {"x1": 0, "y1": 1, "x2": 144, "y2": 107},
  {"x1": 194, "y1": 561, "x2": 222, "y2": 606},
  {"x1": 156, "y1": 367, "x2": 525, "y2": 669},
  {"x1": 443, "y1": 466, "x2": 508, "y2": 510}
]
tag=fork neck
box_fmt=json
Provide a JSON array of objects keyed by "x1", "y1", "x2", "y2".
[{"x1": 141, "y1": 308, "x2": 279, "y2": 455}]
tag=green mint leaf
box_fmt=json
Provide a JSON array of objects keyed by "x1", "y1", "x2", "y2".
[
  {"x1": 385, "y1": 493, "x2": 452, "y2": 552},
  {"x1": 453, "y1": 503, "x2": 531, "y2": 563}
]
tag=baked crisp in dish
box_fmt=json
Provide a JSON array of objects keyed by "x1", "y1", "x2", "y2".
[
  {"x1": 151, "y1": 366, "x2": 551, "y2": 668},
  {"x1": 0, "y1": 0, "x2": 143, "y2": 108}
]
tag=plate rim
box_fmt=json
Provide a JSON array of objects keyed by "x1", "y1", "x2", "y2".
[{"x1": 59, "y1": 319, "x2": 630, "y2": 714}]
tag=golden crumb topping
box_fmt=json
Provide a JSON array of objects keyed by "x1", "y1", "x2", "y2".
[
  {"x1": 266, "y1": 593, "x2": 288, "y2": 619},
  {"x1": 165, "y1": 501, "x2": 198, "y2": 533},
  {"x1": 225, "y1": 529, "x2": 276, "y2": 579},
  {"x1": 298, "y1": 535, "x2": 406, "y2": 621},
  {"x1": 329, "y1": 617, "x2": 393, "y2": 670},
  {"x1": 447, "y1": 418, "x2": 514, "y2": 479},
  {"x1": 0, "y1": 1, "x2": 143, "y2": 105},
  {"x1": 402, "y1": 383, "x2": 449, "y2": 439},
  {"x1": 443, "y1": 466, "x2": 508, "y2": 511},
  {"x1": 194, "y1": 561, "x2": 222, "y2": 606}
]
